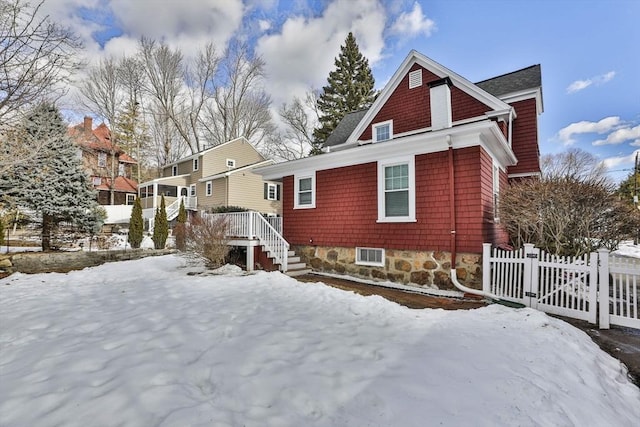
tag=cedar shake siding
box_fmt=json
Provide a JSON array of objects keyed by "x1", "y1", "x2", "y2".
[
  {"x1": 358, "y1": 64, "x2": 493, "y2": 141},
  {"x1": 508, "y1": 98, "x2": 540, "y2": 177},
  {"x1": 282, "y1": 146, "x2": 500, "y2": 255}
]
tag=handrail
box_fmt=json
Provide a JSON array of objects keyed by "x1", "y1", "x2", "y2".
[{"x1": 204, "y1": 211, "x2": 289, "y2": 272}]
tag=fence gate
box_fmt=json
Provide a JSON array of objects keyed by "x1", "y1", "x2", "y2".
[{"x1": 483, "y1": 244, "x2": 605, "y2": 326}]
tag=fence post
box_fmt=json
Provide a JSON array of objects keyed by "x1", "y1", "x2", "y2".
[
  {"x1": 522, "y1": 244, "x2": 537, "y2": 307},
  {"x1": 482, "y1": 243, "x2": 492, "y2": 294},
  {"x1": 588, "y1": 252, "x2": 599, "y2": 324},
  {"x1": 598, "y1": 248, "x2": 610, "y2": 329}
]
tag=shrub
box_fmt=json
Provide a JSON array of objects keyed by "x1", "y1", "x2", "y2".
[
  {"x1": 209, "y1": 205, "x2": 247, "y2": 214},
  {"x1": 185, "y1": 215, "x2": 229, "y2": 267},
  {"x1": 152, "y1": 195, "x2": 169, "y2": 249},
  {"x1": 128, "y1": 197, "x2": 143, "y2": 249},
  {"x1": 174, "y1": 199, "x2": 187, "y2": 251}
]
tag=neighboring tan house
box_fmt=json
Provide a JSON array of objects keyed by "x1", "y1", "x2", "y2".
[
  {"x1": 69, "y1": 116, "x2": 138, "y2": 206},
  {"x1": 138, "y1": 137, "x2": 281, "y2": 228},
  {"x1": 255, "y1": 50, "x2": 543, "y2": 289}
]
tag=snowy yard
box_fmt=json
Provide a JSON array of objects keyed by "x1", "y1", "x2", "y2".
[{"x1": 1, "y1": 255, "x2": 639, "y2": 426}]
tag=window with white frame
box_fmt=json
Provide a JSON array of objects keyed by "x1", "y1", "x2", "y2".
[
  {"x1": 356, "y1": 247, "x2": 385, "y2": 267},
  {"x1": 493, "y1": 163, "x2": 500, "y2": 221},
  {"x1": 373, "y1": 120, "x2": 393, "y2": 143},
  {"x1": 126, "y1": 193, "x2": 135, "y2": 205},
  {"x1": 226, "y1": 159, "x2": 236, "y2": 168},
  {"x1": 206, "y1": 181, "x2": 212, "y2": 196},
  {"x1": 193, "y1": 158, "x2": 199, "y2": 171},
  {"x1": 377, "y1": 157, "x2": 416, "y2": 222},
  {"x1": 408, "y1": 69, "x2": 422, "y2": 89},
  {"x1": 294, "y1": 173, "x2": 315, "y2": 209},
  {"x1": 172, "y1": 165, "x2": 177, "y2": 176},
  {"x1": 98, "y1": 152, "x2": 107, "y2": 167},
  {"x1": 267, "y1": 183, "x2": 277, "y2": 200},
  {"x1": 189, "y1": 184, "x2": 196, "y2": 197},
  {"x1": 118, "y1": 162, "x2": 125, "y2": 176}
]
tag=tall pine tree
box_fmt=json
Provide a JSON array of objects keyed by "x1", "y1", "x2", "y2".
[
  {"x1": 0, "y1": 103, "x2": 102, "y2": 250},
  {"x1": 128, "y1": 196, "x2": 143, "y2": 249},
  {"x1": 312, "y1": 32, "x2": 376, "y2": 153},
  {"x1": 152, "y1": 195, "x2": 169, "y2": 249}
]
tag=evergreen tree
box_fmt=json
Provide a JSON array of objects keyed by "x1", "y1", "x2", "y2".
[
  {"x1": 0, "y1": 217, "x2": 4, "y2": 246},
  {"x1": 128, "y1": 197, "x2": 144, "y2": 249},
  {"x1": 312, "y1": 32, "x2": 376, "y2": 152},
  {"x1": 152, "y1": 195, "x2": 169, "y2": 249},
  {"x1": 174, "y1": 199, "x2": 187, "y2": 251},
  {"x1": 0, "y1": 103, "x2": 101, "y2": 250},
  {"x1": 617, "y1": 168, "x2": 639, "y2": 208}
]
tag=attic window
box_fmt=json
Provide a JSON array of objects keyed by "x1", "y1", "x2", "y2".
[
  {"x1": 373, "y1": 120, "x2": 393, "y2": 143},
  {"x1": 409, "y1": 69, "x2": 422, "y2": 89},
  {"x1": 226, "y1": 159, "x2": 236, "y2": 168}
]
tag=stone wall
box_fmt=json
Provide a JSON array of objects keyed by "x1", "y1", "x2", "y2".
[
  {"x1": 293, "y1": 245, "x2": 482, "y2": 291},
  {"x1": 0, "y1": 249, "x2": 175, "y2": 276}
]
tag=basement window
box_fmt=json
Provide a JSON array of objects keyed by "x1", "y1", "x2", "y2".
[{"x1": 356, "y1": 247, "x2": 385, "y2": 267}]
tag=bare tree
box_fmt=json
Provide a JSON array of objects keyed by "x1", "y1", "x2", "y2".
[
  {"x1": 272, "y1": 90, "x2": 320, "y2": 160},
  {"x1": 202, "y1": 42, "x2": 276, "y2": 149},
  {"x1": 542, "y1": 148, "x2": 609, "y2": 186},
  {"x1": 0, "y1": 0, "x2": 82, "y2": 171}
]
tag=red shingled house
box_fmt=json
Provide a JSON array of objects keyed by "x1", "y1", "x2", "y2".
[
  {"x1": 256, "y1": 50, "x2": 542, "y2": 289},
  {"x1": 68, "y1": 117, "x2": 138, "y2": 206}
]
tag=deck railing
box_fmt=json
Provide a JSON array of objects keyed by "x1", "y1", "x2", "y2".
[{"x1": 204, "y1": 211, "x2": 288, "y2": 272}]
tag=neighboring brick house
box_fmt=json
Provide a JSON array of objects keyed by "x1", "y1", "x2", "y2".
[
  {"x1": 138, "y1": 137, "x2": 281, "y2": 228},
  {"x1": 68, "y1": 117, "x2": 138, "y2": 206},
  {"x1": 256, "y1": 50, "x2": 542, "y2": 289}
]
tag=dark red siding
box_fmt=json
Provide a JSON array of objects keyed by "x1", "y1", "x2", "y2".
[
  {"x1": 282, "y1": 146, "x2": 499, "y2": 254},
  {"x1": 358, "y1": 64, "x2": 493, "y2": 141},
  {"x1": 507, "y1": 98, "x2": 540, "y2": 176}
]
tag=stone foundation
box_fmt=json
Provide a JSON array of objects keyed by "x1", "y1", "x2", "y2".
[{"x1": 293, "y1": 245, "x2": 482, "y2": 291}]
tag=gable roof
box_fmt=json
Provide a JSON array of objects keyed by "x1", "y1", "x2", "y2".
[
  {"x1": 162, "y1": 136, "x2": 264, "y2": 167},
  {"x1": 198, "y1": 159, "x2": 275, "y2": 182},
  {"x1": 475, "y1": 64, "x2": 542, "y2": 98},
  {"x1": 345, "y1": 50, "x2": 512, "y2": 146}
]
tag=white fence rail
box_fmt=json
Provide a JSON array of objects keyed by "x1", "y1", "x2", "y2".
[
  {"x1": 484, "y1": 243, "x2": 640, "y2": 329},
  {"x1": 102, "y1": 205, "x2": 133, "y2": 224},
  {"x1": 204, "y1": 211, "x2": 289, "y2": 272}
]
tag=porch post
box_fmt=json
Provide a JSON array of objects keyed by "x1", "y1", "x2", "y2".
[
  {"x1": 247, "y1": 245, "x2": 255, "y2": 272},
  {"x1": 598, "y1": 248, "x2": 610, "y2": 329}
]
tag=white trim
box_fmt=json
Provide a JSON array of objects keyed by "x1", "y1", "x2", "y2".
[
  {"x1": 267, "y1": 183, "x2": 277, "y2": 201},
  {"x1": 256, "y1": 120, "x2": 516, "y2": 181},
  {"x1": 493, "y1": 161, "x2": 500, "y2": 222},
  {"x1": 377, "y1": 156, "x2": 416, "y2": 223},
  {"x1": 126, "y1": 193, "x2": 136, "y2": 205},
  {"x1": 192, "y1": 158, "x2": 199, "y2": 172},
  {"x1": 172, "y1": 165, "x2": 178, "y2": 176},
  {"x1": 294, "y1": 172, "x2": 315, "y2": 209},
  {"x1": 356, "y1": 247, "x2": 385, "y2": 267},
  {"x1": 198, "y1": 159, "x2": 274, "y2": 182},
  {"x1": 226, "y1": 158, "x2": 236, "y2": 168},
  {"x1": 373, "y1": 120, "x2": 393, "y2": 143},
  {"x1": 499, "y1": 87, "x2": 543, "y2": 115},
  {"x1": 346, "y1": 50, "x2": 511, "y2": 145},
  {"x1": 205, "y1": 180, "x2": 212, "y2": 196},
  {"x1": 189, "y1": 184, "x2": 196, "y2": 197},
  {"x1": 161, "y1": 136, "x2": 264, "y2": 168},
  {"x1": 508, "y1": 171, "x2": 541, "y2": 179}
]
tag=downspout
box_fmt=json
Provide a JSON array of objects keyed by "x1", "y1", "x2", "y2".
[
  {"x1": 508, "y1": 108, "x2": 514, "y2": 147},
  {"x1": 447, "y1": 135, "x2": 457, "y2": 272}
]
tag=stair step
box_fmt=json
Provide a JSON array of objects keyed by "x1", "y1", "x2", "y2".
[
  {"x1": 287, "y1": 256, "x2": 301, "y2": 263},
  {"x1": 287, "y1": 262, "x2": 306, "y2": 270},
  {"x1": 287, "y1": 250, "x2": 295, "y2": 257},
  {"x1": 285, "y1": 268, "x2": 312, "y2": 277}
]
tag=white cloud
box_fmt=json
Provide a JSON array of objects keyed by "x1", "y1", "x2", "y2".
[
  {"x1": 566, "y1": 70, "x2": 616, "y2": 94},
  {"x1": 601, "y1": 149, "x2": 640, "y2": 170},
  {"x1": 255, "y1": 0, "x2": 387, "y2": 105},
  {"x1": 258, "y1": 20, "x2": 272, "y2": 32},
  {"x1": 557, "y1": 116, "x2": 621, "y2": 145},
  {"x1": 390, "y1": 1, "x2": 436, "y2": 37},
  {"x1": 593, "y1": 124, "x2": 640, "y2": 146}
]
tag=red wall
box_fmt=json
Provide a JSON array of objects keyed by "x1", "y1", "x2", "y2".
[
  {"x1": 358, "y1": 64, "x2": 492, "y2": 141},
  {"x1": 282, "y1": 146, "x2": 500, "y2": 254},
  {"x1": 507, "y1": 98, "x2": 540, "y2": 177}
]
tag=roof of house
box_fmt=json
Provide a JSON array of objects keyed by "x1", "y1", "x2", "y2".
[
  {"x1": 323, "y1": 62, "x2": 542, "y2": 149},
  {"x1": 475, "y1": 64, "x2": 542, "y2": 97},
  {"x1": 68, "y1": 120, "x2": 138, "y2": 164},
  {"x1": 95, "y1": 176, "x2": 138, "y2": 193}
]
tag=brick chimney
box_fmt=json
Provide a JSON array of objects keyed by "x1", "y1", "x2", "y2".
[
  {"x1": 83, "y1": 116, "x2": 93, "y2": 138},
  {"x1": 429, "y1": 77, "x2": 453, "y2": 130}
]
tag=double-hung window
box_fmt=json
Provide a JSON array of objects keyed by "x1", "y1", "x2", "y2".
[
  {"x1": 373, "y1": 120, "x2": 393, "y2": 143},
  {"x1": 206, "y1": 181, "x2": 212, "y2": 197},
  {"x1": 193, "y1": 158, "x2": 199, "y2": 172},
  {"x1": 377, "y1": 156, "x2": 415, "y2": 222},
  {"x1": 294, "y1": 172, "x2": 315, "y2": 209},
  {"x1": 98, "y1": 152, "x2": 107, "y2": 167}
]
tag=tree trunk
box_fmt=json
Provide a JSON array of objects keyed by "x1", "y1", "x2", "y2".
[{"x1": 42, "y1": 214, "x2": 53, "y2": 251}]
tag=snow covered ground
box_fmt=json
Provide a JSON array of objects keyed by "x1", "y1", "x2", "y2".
[{"x1": 1, "y1": 255, "x2": 639, "y2": 426}]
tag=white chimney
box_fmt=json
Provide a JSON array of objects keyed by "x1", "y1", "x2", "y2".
[{"x1": 429, "y1": 77, "x2": 452, "y2": 130}]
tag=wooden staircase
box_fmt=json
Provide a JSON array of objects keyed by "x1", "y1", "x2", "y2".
[{"x1": 283, "y1": 250, "x2": 311, "y2": 277}]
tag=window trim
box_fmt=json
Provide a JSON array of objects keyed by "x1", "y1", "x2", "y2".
[
  {"x1": 97, "y1": 152, "x2": 107, "y2": 168},
  {"x1": 126, "y1": 193, "x2": 136, "y2": 205},
  {"x1": 377, "y1": 156, "x2": 416, "y2": 223},
  {"x1": 172, "y1": 165, "x2": 178, "y2": 176},
  {"x1": 372, "y1": 120, "x2": 393, "y2": 143},
  {"x1": 294, "y1": 172, "x2": 316, "y2": 209},
  {"x1": 189, "y1": 184, "x2": 196, "y2": 197},
  {"x1": 226, "y1": 158, "x2": 236, "y2": 168},
  {"x1": 356, "y1": 247, "x2": 385, "y2": 267},
  {"x1": 205, "y1": 180, "x2": 212, "y2": 197},
  {"x1": 193, "y1": 158, "x2": 199, "y2": 172},
  {"x1": 267, "y1": 183, "x2": 277, "y2": 201}
]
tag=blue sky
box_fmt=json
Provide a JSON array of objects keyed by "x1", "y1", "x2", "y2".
[{"x1": 45, "y1": 0, "x2": 639, "y2": 182}]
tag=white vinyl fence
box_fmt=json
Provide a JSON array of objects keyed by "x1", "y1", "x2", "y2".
[{"x1": 483, "y1": 243, "x2": 640, "y2": 329}]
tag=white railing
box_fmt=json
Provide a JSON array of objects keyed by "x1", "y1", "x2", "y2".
[
  {"x1": 102, "y1": 204, "x2": 133, "y2": 224},
  {"x1": 265, "y1": 216, "x2": 282, "y2": 234},
  {"x1": 484, "y1": 243, "x2": 640, "y2": 329},
  {"x1": 204, "y1": 211, "x2": 289, "y2": 272}
]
